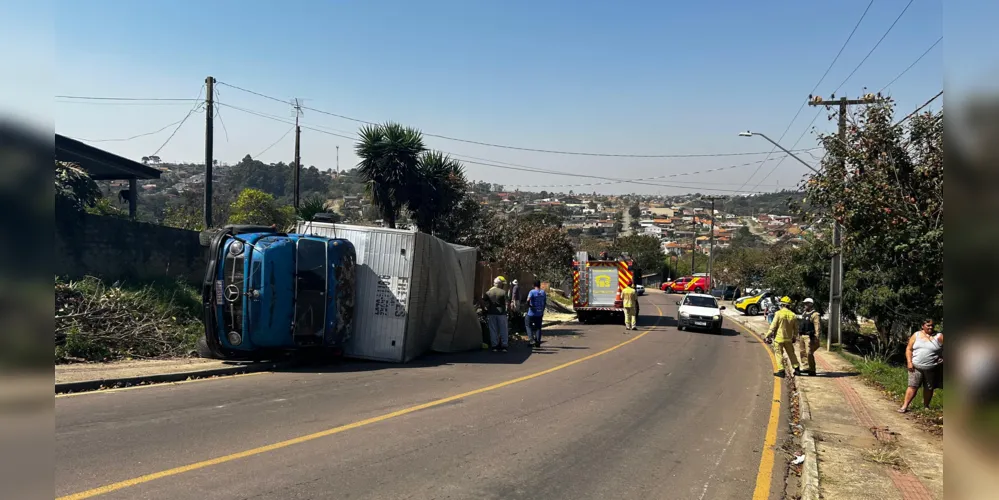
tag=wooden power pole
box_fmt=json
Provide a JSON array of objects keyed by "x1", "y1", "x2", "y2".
[
  {"x1": 707, "y1": 197, "x2": 717, "y2": 284},
  {"x1": 204, "y1": 76, "x2": 215, "y2": 229},
  {"x1": 293, "y1": 98, "x2": 302, "y2": 210},
  {"x1": 807, "y1": 93, "x2": 876, "y2": 350}
]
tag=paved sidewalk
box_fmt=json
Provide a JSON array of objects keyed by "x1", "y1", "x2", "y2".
[{"x1": 723, "y1": 309, "x2": 943, "y2": 500}]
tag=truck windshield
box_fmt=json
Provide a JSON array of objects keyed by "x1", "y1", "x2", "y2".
[{"x1": 294, "y1": 239, "x2": 327, "y2": 341}]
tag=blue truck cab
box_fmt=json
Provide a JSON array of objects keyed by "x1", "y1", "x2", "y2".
[{"x1": 200, "y1": 225, "x2": 356, "y2": 360}]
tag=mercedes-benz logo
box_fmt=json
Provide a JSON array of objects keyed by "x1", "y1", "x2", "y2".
[{"x1": 224, "y1": 284, "x2": 241, "y2": 302}]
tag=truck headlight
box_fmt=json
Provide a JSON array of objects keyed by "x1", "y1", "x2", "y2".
[
  {"x1": 713, "y1": 315, "x2": 721, "y2": 320},
  {"x1": 680, "y1": 312, "x2": 689, "y2": 318},
  {"x1": 227, "y1": 331, "x2": 242, "y2": 346},
  {"x1": 229, "y1": 240, "x2": 245, "y2": 256}
]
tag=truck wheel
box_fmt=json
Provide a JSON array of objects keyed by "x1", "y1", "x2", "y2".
[
  {"x1": 693, "y1": 287, "x2": 704, "y2": 293},
  {"x1": 195, "y1": 337, "x2": 219, "y2": 359},
  {"x1": 747, "y1": 304, "x2": 760, "y2": 316}
]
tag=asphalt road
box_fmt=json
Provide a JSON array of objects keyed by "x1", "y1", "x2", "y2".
[{"x1": 56, "y1": 292, "x2": 787, "y2": 500}]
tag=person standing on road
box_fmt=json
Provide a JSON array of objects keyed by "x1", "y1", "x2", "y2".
[
  {"x1": 511, "y1": 280, "x2": 521, "y2": 313},
  {"x1": 798, "y1": 298, "x2": 822, "y2": 376},
  {"x1": 899, "y1": 319, "x2": 944, "y2": 413},
  {"x1": 762, "y1": 295, "x2": 776, "y2": 324},
  {"x1": 525, "y1": 280, "x2": 547, "y2": 348},
  {"x1": 765, "y1": 296, "x2": 800, "y2": 377},
  {"x1": 621, "y1": 280, "x2": 638, "y2": 332},
  {"x1": 483, "y1": 277, "x2": 509, "y2": 352}
]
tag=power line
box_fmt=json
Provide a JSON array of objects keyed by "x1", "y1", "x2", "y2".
[
  {"x1": 216, "y1": 80, "x2": 818, "y2": 159},
  {"x1": 69, "y1": 119, "x2": 185, "y2": 143},
  {"x1": 832, "y1": 0, "x2": 917, "y2": 94},
  {"x1": 895, "y1": 90, "x2": 943, "y2": 125},
  {"x1": 220, "y1": 100, "x2": 808, "y2": 193},
  {"x1": 150, "y1": 86, "x2": 205, "y2": 156},
  {"x1": 213, "y1": 87, "x2": 230, "y2": 142},
  {"x1": 879, "y1": 37, "x2": 942, "y2": 93},
  {"x1": 735, "y1": 0, "x2": 875, "y2": 194},
  {"x1": 54, "y1": 95, "x2": 200, "y2": 101},
  {"x1": 251, "y1": 126, "x2": 295, "y2": 160},
  {"x1": 55, "y1": 100, "x2": 198, "y2": 107},
  {"x1": 752, "y1": 2, "x2": 922, "y2": 192}
]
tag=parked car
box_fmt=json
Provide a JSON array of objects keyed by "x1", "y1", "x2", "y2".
[
  {"x1": 710, "y1": 285, "x2": 738, "y2": 301},
  {"x1": 733, "y1": 290, "x2": 773, "y2": 316},
  {"x1": 635, "y1": 284, "x2": 645, "y2": 296},
  {"x1": 675, "y1": 293, "x2": 725, "y2": 333}
]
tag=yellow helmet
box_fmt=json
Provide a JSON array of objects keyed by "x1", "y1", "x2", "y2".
[
  {"x1": 780, "y1": 296, "x2": 792, "y2": 304},
  {"x1": 494, "y1": 276, "x2": 507, "y2": 284}
]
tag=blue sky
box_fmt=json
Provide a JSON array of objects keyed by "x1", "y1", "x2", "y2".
[{"x1": 29, "y1": 0, "x2": 962, "y2": 194}]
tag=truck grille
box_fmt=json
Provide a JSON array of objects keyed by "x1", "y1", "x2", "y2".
[
  {"x1": 222, "y1": 254, "x2": 244, "y2": 337},
  {"x1": 690, "y1": 315, "x2": 715, "y2": 321}
]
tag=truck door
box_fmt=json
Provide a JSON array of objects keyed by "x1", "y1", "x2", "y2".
[
  {"x1": 294, "y1": 238, "x2": 327, "y2": 346},
  {"x1": 588, "y1": 264, "x2": 619, "y2": 307}
]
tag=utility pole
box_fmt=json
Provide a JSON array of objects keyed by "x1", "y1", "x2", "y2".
[
  {"x1": 707, "y1": 197, "x2": 717, "y2": 284},
  {"x1": 690, "y1": 215, "x2": 698, "y2": 275},
  {"x1": 336, "y1": 145, "x2": 340, "y2": 178},
  {"x1": 293, "y1": 98, "x2": 302, "y2": 210},
  {"x1": 204, "y1": 76, "x2": 215, "y2": 229},
  {"x1": 807, "y1": 93, "x2": 876, "y2": 350}
]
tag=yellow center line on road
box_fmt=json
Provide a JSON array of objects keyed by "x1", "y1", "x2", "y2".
[
  {"x1": 728, "y1": 316, "x2": 782, "y2": 500},
  {"x1": 58, "y1": 304, "x2": 664, "y2": 500}
]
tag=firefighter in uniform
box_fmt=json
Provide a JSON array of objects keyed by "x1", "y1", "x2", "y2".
[
  {"x1": 766, "y1": 296, "x2": 800, "y2": 377},
  {"x1": 798, "y1": 298, "x2": 821, "y2": 376}
]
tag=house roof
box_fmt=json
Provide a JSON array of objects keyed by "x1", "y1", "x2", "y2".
[{"x1": 55, "y1": 134, "x2": 161, "y2": 181}]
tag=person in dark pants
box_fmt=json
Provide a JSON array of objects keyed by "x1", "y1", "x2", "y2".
[
  {"x1": 483, "y1": 277, "x2": 509, "y2": 352},
  {"x1": 524, "y1": 280, "x2": 547, "y2": 348}
]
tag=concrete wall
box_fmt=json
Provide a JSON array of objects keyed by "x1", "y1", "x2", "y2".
[{"x1": 56, "y1": 210, "x2": 206, "y2": 285}]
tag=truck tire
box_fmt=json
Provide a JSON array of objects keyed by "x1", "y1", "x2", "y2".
[
  {"x1": 195, "y1": 337, "x2": 219, "y2": 359},
  {"x1": 747, "y1": 304, "x2": 760, "y2": 316}
]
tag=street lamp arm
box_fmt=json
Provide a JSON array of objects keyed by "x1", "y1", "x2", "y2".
[{"x1": 742, "y1": 131, "x2": 821, "y2": 174}]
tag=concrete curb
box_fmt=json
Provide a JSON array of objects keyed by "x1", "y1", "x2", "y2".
[
  {"x1": 797, "y1": 374, "x2": 820, "y2": 500},
  {"x1": 723, "y1": 310, "x2": 821, "y2": 500},
  {"x1": 55, "y1": 360, "x2": 290, "y2": 394}
]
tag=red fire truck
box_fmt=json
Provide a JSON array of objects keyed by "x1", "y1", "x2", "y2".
[{"x1": 571, "y1": 251, "x2": 641, "y2": 324}]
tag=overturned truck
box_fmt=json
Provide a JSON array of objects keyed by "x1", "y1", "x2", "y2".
[{"x1": 199, "y1": 225, "x2": 358, "y2": 360}]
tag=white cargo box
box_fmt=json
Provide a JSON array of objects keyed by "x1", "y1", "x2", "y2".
[{"x1": 296, "y1": 222, "x2": 480, "y2": 362}]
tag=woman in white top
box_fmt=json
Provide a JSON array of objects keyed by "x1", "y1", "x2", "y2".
[{"x1": 899, "y1": 318, "x2": 944, "y2": 413}]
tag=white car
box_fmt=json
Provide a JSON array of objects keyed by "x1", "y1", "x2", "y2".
[
  {"x1": 635, "y1": 284, "x2": 645, "y2": 296},
  {"x1": 675, "y1": 293, "x2": 725, "y2": 333}
]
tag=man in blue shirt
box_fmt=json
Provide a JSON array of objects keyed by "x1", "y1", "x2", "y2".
[{"x1": 525, "y1": 280, "x2": 547, "y2": 348}]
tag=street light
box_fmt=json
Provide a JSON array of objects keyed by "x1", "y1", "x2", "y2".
[{"x1": 739, "y1": 131, "x2": 820, "y2": 174}]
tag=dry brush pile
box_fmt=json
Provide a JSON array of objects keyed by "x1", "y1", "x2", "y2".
[{"x1": 55, "y1": 276, "x2": 203, "y2": 363}]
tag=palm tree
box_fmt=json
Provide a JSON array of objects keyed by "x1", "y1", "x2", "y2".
[
  {"x1": 355, "y1": 122, "x2": 425, "y2": 228},
  {"x1": 408, "y1": 151, "x2": 467, "y2": 235},
  {"x1": 297, "y1": 195, "x2": 337, "y2": 222}
]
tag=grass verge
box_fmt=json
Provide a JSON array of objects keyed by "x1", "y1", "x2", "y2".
[
  {"x1": 55, "y1": 276, "x2": 203, "y2": 363},
  {"x1": 843, "y1": 352, "x2": 944, "y2": 425}
]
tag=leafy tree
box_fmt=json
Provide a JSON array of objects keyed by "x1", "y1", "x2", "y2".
[
  {"x1": 494, "y1": 220, "x2": 575, "y2": 284},
  {"x1": 407, "y1": 151, "x2": 468, "y2": 235},
  {"x1": 55, "y1": 161, "x2": 100, "y2": 213},
  {"x1": 729, "y1": 225, "x2": 765, "y2": 248},
  {"x1": 227, "y1": 188, "x2": 295, "y2": 229},
  {"x1": 628, "y1": 204, "x2": 641, "y2": 219},
  {"x1": 522, "y1": 207, "x2": 566, "y2": 228},
  {"x1": 587, "y1": 202, "x2": 598, "y2": 210},
  {"x1": 162, "y1": 186, "x2": 236, "y2": 231},
  {"x1": 355, "y1": 122, "x2": 426, "y2": 228},
  {"x1": 801, "y1": 98, "x2": 942, "y2": 339},
  {"x1": 610, "y1": 235, "x2": 664, "y2": 275}
]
